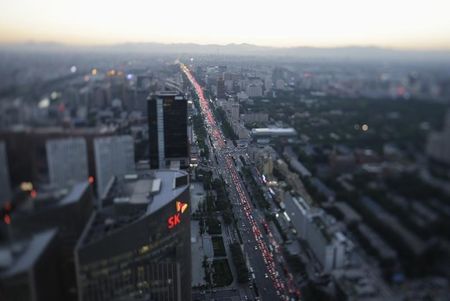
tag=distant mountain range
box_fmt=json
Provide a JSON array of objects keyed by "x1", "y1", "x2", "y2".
[{"x1": 1, "y1": 41, "x2": 450, "y2": 62}]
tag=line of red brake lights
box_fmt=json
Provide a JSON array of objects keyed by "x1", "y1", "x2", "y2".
[{"x1": 182, "y1": 64, "x2": 299, "y2": 299}]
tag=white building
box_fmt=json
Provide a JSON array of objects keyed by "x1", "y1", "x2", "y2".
[
  {"x1": 264, "y1": 76, "x2": 273, "y2": 94},
  {"x1": 246, "y1": 83, "x2": 263, "y2": 97},
  {"x1": 236, "y1": 92, "x2": 249, "y2": 102},
  {"x1": 241, "y1": 113, "x2": 269, "y2": 124},
  {"x1": 305, "y1": 215, "x2": 347, "y2": 272},
  {"x1": 227, "y1": 101, "x2": 240, "y2": 124},
  {"x1": 284, "y1": 196, "x2": 349, "y2": 273},
  {"x1": 94, "y1": 135, "x2": 135, "y2": 199},
  {"x1": 275, "y1": 79, "x2": 286, "y2": 90},
  {"x1": 46, "y1": 138, "x2": 89, "y2": 189},
  {"x1": 224, "y1": 79, "x2": 234, "y2": 92},
  {"x1": 0, "y1": 141, "x2": 11, "y2": 204}
]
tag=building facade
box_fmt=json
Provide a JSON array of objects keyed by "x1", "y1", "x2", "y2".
[
  {"x1": 0, "y1": 229, "x2": 62, "y2": 301},
  {"x1": 0, "y1": 127, "x2": 114, "y2": 188},
  {"x1": 284, "y1": 196, "x2": 349, "y2": 273},
  {"x1": 4, "y1": 182, "x2": 94, "y2": 300},
  {"x1": 0, "y1": 141, "x2": 11, "y2": 204},
  {"x1": 75, "y1": 170, "x2": 191, "y2": 301},
  {"x1": 46, "y1": 138, "x2": 89, "y2": 189},
  {"x1": 94, "y1": 135, "x2": 135, "y2": 199},
  {"x1": 147, "y1": 92, "x2": 189, "y2": 170}
]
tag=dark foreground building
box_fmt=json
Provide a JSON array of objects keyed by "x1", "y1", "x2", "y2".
[
  {"x1": 0, "y1": 127, "x2": 114, "y2": 188},
  {"x1": 0, "y1": 229, "x2": 62, "y2": 301},
  {"x1": 75, "y1": 169, "x2": 191, "y2": 301},
  {"x1": 2, "y1": 181, "x2": 94, "y2": 300},
  {"x1": 147, "y1": 92, "x2": 189, "y2": 169}
]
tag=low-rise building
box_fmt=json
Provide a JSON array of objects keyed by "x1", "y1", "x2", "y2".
[{"x1": 250, "y1": 127, "x2": 297, "y2": 144}]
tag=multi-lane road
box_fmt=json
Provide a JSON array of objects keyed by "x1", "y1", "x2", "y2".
[{"x1": 182, "y1": 64, "x2": 300, "y2": 301}]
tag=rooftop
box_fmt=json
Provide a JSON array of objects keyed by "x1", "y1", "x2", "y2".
[
  {"x1": 13, "y1": 181, "x2": 90, "y2": 216},
  {"x1": 80, "y1": 169, "x2": 189, "y2": 246},
  {"x1": 332, "y1": 268, "x2": 385, "y2": 300},
  {"x1": 152, "y1": 91, "x2": 185, "y2": 98},
  {"x1": 0, "y1": 229, "x2": 57, "y2": 278},
  {"x1": 251, "y1": 127, "x2": 297, "y2": 136},
  {"x1": 0, "y1": 125, "x2": 115, "y2": 135}
]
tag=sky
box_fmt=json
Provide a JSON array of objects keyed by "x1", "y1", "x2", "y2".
[{"x1": 0, "y1": 0, "x2": 450, "y2": 49}]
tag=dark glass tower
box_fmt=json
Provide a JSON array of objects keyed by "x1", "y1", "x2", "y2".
[{"x1": 147, "y1": 92, "x2": 188, "y2": 169}]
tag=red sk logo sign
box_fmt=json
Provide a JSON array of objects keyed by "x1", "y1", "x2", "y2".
[{"x1": 168, "y1": 201, "x2": 188, "y2": 229}]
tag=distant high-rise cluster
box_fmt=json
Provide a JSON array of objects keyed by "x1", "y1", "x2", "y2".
[{"x1": 0, "y1": 72, "x2": 191, "y2": 300}]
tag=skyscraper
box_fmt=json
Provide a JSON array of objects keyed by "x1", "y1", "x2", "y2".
[
  {"x1": 0, "y1": 127, "x2": 114, "y2": 187},
  {"x1": 147, "y1": 92, "x2": 189, "y2": 169},
  {"x1": 0, "y1": 229, "x2": 62, "y2": 301},
  {"x1": 75, "y1": 169, "x2": 191, "y2": 301},
  {"x1": 94, "y1": 135, "x2": 135, "y2": 199},
  {"x1": 7, "y1": 181, "x2": 94, "y2": 301},
  {"x1": 46, "y1": 138, "x2": 89, "y2": 188},
  {"x1": 217, "y1": 77, "x2": 226, "y2": 99},
  {"x1": 0, "y1": 141, "x2": 11, "y2": 204}
]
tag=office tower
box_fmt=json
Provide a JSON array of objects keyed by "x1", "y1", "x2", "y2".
[
  {"x1": 75, "y1": 169, "x2": 191, "y2": 301},
  {"x1": 0, "y1": 229, "x2": 63, "y2": 301},
  {"x1": 147, "y1": 92, "x2": 189, "y2": 169},
  {"x1": 130, "y1": 75, "x2": 152, "y2": 112},
  {"x1": 217, "y1": 77, "x2": 226, "y2": 99},
  {"x1": 0, "y1": 127, "x2": 114, "y2": 187},
  {"x1": 94, "y1": 135, "x2": 135, "y2": 198},
  {"x1": 0, "y1": 141, "x2": 11, "y2": 204},
  {"x1": 6, "y1": 181, "x2": 94, "y2": 300},
  {"x1": 46, "y1": 138, "x2": 89, "y2": 188}
]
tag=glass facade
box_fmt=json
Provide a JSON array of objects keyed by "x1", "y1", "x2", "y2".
[
  {"x1": 76, "y1": 189, "x2": 191, "y2": 301},
  {"x1": 147, "y1": 93, "x2": 188, "y2": 169}
]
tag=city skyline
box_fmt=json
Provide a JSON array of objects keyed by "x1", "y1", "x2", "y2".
[{"x1": 1, "y1": 0, "x2": 450, "y2": 50}]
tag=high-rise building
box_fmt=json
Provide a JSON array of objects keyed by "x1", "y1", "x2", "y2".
[
  {"x1": 94, "y1": 135, "x2": 135, "y2": 199},
  {"x1": 0, "y1": 141, "x2": 11, "y2": 204},
  {"x1": 46, "y1": 138, "x2": 89, "y2": 188},
  {"x1": 217, "y1": 77, "x2": 226, "y2": 99},
  {"x1": 147, "y1": 92, "x2": 189, "y2": 169},
  {"x1": 6, "y1": 181, "x2": 94, "y2": 301},
  {"x1": 0, "y1": 229, "x2": 62, "y2": 301},
  {"x1": 0, "y1": 127, "x2": 114, "y2": 187},
  {"x1": 246, "y1": 83, "x2": 263, "y2": 97},
  {"x1": 75, "y1": 169, "x2": 191, "y2": 301}
]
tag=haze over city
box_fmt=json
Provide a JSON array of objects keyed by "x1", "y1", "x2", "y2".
[
  {"x1": 1, "y1": 0, "x2": 450, "y2": 49},
  {"x1": 1, "y1": 1, "x2": 450, "y2": 301}
]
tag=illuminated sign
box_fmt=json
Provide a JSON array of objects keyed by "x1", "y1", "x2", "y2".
[
  {"x1": 20, "y1": 182, "x2": 33, "y2": 192},
  {"x1": 176, "y1": 201, "x2": 188, "y2": 214},
  {"x1": 168, "y1": 201, "x2": 188, "y2": 229}
]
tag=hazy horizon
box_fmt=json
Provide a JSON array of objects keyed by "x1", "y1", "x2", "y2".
[
  {"x1": 2, "y1": 40, "x2": 450, "y2": 52},
  {"x1": 1, "y1": 0, "x2": 450, "y2": 50}
]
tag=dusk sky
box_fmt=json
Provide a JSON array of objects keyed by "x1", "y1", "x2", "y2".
[{"x1": 1, "y1": 0, "x2": 450, "y2": 49}]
